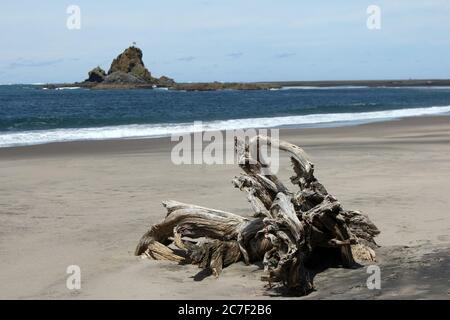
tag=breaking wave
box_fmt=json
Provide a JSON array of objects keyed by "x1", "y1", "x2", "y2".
[{"x1": 1, "y1": 105, "x2": 449, "y2": 147}]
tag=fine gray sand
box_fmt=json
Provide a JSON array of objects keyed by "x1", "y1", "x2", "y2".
[{"x1": 0, "y1": 116, "x2": 449, "y2": 299}]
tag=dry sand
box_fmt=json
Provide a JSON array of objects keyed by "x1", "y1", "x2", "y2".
[{"x1": 0, "y1": 116, "x2": 449, "y2": 299}]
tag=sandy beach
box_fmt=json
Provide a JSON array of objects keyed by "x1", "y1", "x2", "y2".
[{"x1": 0, "y1": 115, "x2": 449, "y2": 299}]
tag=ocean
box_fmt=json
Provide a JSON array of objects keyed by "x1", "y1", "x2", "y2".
[{"x1": 1, "y1": 84, "x2": 450, "y2": 147}]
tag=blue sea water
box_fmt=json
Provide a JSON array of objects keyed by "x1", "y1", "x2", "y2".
[{"x1": 1, "y1": 84, "x2": 450, "y2": 147}]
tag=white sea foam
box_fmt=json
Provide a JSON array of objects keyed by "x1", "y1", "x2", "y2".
[
  {"x1": 1, "y1": 105, "x2": 449, "y2": 148},
  {"x1": 55, "y1": 86, "x2": 81, "y2": 90}
]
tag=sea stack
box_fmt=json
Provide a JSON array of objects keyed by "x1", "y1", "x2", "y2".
[
  {"x1": 86, "y1": 66, "x2": 107, "y2": 83},
  {"x1": 84, "y1": 46, "x2": 174, "y2": 89},
  {"x1": 107, "y1": 46, "x2": 154, "y2": 83}
]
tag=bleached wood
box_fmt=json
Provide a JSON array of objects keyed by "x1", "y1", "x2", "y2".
[{"x1": 135, "y1": 135, "x2": 379, "y2": 295}]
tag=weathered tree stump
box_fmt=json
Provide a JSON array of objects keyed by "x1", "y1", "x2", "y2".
[{"x1": 135, "y1": 135, "x2": 379, "y2": 296}]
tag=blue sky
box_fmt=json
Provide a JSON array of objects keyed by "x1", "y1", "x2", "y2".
[{"x1": 0, "y1": 0, "x2": 449, "y2": 83}]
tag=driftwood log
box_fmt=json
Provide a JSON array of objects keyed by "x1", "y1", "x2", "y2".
[{"x1": 135, "y1": 135, "x2": 380, "y2": 296}]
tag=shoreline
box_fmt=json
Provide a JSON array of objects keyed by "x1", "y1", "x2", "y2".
[
  {"x1": 0, "y1": 114, "x2": 449, "y2": 156},
  {"x1": 1, "y1": 111, "x2": 450, "y2": 150}
]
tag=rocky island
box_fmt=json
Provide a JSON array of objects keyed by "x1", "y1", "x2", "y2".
[
  {"x1": 45, "y1": 46, "x2": 175, "y2": 90},
  {"x1": 44, "y1": 46, "x2": 280, "y2": 91}
]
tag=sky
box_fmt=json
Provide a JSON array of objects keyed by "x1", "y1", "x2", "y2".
[{"x1": 0, "y1": 0, "x2": 449, "y2": 84}]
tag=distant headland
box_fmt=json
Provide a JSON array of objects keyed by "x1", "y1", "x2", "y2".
[{"x1": 43, "y1": 46, "x2": 450, "y2": 91}]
